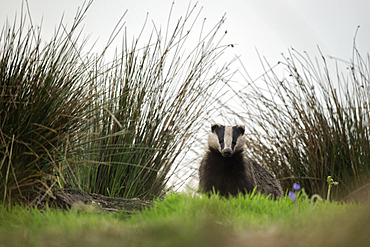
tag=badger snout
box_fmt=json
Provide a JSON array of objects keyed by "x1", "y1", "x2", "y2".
[{"x1": 222, "y1": 148, "x2": 233, "y2": 157}]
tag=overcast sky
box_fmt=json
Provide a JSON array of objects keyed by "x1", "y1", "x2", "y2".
[{"x1": 1, "y1": 0, "x2": 369, "y2": 80}]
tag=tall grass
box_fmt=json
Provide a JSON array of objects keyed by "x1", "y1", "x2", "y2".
[
  {"x1": 63, "y1": 4, "x2": 233, "y2": 199},
  {"x1": 0, "y1": 1, "x2": 234, "y2": 203},
  {"x1": 0, "y1": 2, "x2": 95, "y2": 203},
  {"x1": 236, "y1": 44, "x2": 370, "y2": 198}
]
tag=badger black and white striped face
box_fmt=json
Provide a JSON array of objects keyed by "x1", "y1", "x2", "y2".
[{"x1": 208, "y1": 124, "x2": 245, "y2": 157}]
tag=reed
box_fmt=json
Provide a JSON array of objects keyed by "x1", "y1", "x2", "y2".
[
  {"x1": 0, "y1": 1, "x2": 95, "y2": 203},
  {"x1": 53, "y1": 4, "x2": 233, "y2": 199},
  {"x1": 235, "y1": 44, "x2": 370, "y2": 198},
  {"x1": 1, "y1": 1, "x2": 233, "y2": 202}
]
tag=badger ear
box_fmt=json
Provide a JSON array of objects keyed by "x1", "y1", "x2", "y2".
[
  {"x1": 237, "y1": 125, "x2": 245, "y2": 135},
  {"x1": 211, "y1": 124, "x2": 220, "y2": 133}
]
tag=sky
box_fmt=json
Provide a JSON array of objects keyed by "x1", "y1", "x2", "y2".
[{"x1": 1, "y1": 0, "x2": 369, "y2": 80}]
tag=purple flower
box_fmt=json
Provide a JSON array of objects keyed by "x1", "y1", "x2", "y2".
[
  {"x1": 288, "y1": 191, "x2": 296, "y2": 201},
  {"x1": 293, "y1": 183, "x2": 301, "y2": 191}
]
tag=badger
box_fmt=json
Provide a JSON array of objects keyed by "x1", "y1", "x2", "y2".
[{"x1": 199, "y1": 124, "x2": 283, "y2": 198}]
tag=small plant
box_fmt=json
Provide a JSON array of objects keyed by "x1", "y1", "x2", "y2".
[
  {"x1": 288, "y1": 183, "x2": 301, "y2": 202},
  {"x1": 289, "y1": 175, "x2": 339, "y2": 204},
  {"x1": 326, "y1": 176, "x2": 339, "y2": 201}
]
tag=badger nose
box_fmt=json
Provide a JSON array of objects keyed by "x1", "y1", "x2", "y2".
[{"x1": 222, "y1": 148, "x2": 233, "y2": 157}]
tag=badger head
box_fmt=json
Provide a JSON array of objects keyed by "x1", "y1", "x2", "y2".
[{"x1": 208, "y1": 124, "x2": 245, "y2": 157}]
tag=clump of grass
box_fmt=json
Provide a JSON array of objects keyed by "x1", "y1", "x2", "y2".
[
  {"x1": 236, "y1": 41, "x2": 370, "y2": 198},
  {"x1": 0, "y1": 2, "x2": 95, "y2": 203},
  {"x1": 1, "y1": 1, "x2": 233, "y2": 203},
  {"x1": 60, "y1": 4, "x2": 233, "y2": 199}
]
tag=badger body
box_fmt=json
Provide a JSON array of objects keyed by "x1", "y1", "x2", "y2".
[{"x1": 199, "y1": 124, "x2": 283, "y2": 198}]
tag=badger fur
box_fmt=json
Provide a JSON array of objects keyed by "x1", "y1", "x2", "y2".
[{"x1": 199, "y1": 124, "x2": 283, "y2": 198}]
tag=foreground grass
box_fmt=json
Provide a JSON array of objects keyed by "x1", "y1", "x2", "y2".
[{"x1": 1, "y1": 193, "x2": 369, "y2": 247}]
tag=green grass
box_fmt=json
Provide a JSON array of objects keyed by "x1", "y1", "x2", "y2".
[{"x1": 1, "y1": 193, "x2": 369, "y2": 247}]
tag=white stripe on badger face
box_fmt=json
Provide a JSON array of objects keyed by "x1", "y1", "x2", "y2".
[
  {"x1": 208, "y1": 130, "x2": 221, "y2": 152},
  {"x1": 223, "y1": 126, "x2": 233, "y2": 152}
]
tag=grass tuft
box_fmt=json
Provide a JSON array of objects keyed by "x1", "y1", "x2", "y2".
[
  {"x1": 1, "y1": 1, "x2": 233, "y2": 203},
  {"x1": 235, "y1": 45, "x2": 370, "y2": 199},
  {"x1": 61, "y1": 4, "x2": 233, "y2": 200},
  {"x1": 0, "y1": 1, "x2": 95, "y2": 203}
]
